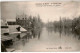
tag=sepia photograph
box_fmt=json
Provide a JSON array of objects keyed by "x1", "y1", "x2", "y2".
[{"x1": 1, "y1": 1, "x2": 80, "y2": 52}]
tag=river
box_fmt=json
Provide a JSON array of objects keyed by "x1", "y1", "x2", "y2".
[{"x1": 10, "y1": 27, "x2": 80, "y2": 52}]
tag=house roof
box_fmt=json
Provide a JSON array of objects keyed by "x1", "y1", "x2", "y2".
[
  {"x1": 6, "y1": 19, "x2": 16, "y2": 22},
  {"x1": 1, "y1": 19, "x2": 7, "y2": 26}
]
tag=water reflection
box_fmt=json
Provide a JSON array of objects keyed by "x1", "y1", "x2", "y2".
[
  {"x1": 46, "y1": 27, "x2": 80, "y2": 40},
  {"x1": 9, "y1": 27, "x2": 42, "y2": 49},
  {"x1": 17, "y1": 34, "x2": 20, "y2": 40},
  {"x1": 8, "y1": 27, "x2": 80, "y2": 52}
]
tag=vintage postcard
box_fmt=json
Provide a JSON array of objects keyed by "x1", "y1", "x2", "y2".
[{"x1": 1, "y1": 1, "x2": 80, "y2": 52}]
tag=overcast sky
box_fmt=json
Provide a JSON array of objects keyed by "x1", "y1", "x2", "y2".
[{"x1": 1, "y1": 1, "x2": 80, "y2": 23}]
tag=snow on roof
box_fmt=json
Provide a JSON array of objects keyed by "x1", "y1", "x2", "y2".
[
  {"x1": 6, "y1": 19, "x2": 16, "y2": 22},
  {"x1": 1, "y1": 19, "x2": 7, "y2": 26}
]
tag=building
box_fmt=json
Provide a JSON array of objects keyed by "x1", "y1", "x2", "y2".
[
  {"x1": 6, "y1": 19, "x2": 27, "y2": 34},
  {"x1": 1, "y1": 19, "x2": 9, "y2": 35}
]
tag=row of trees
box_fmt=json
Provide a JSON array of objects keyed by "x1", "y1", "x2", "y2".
[
  {"x1": 16, "y1": 14, "x2": 43, "y2": 29},
  {"x1": 46, "y1": 16, "x2": 80, "y2": 35}
]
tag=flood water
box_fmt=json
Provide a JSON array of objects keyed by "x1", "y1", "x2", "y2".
[{"x1": 10, "y1": 27, "x2": 80, "y2": 52}]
